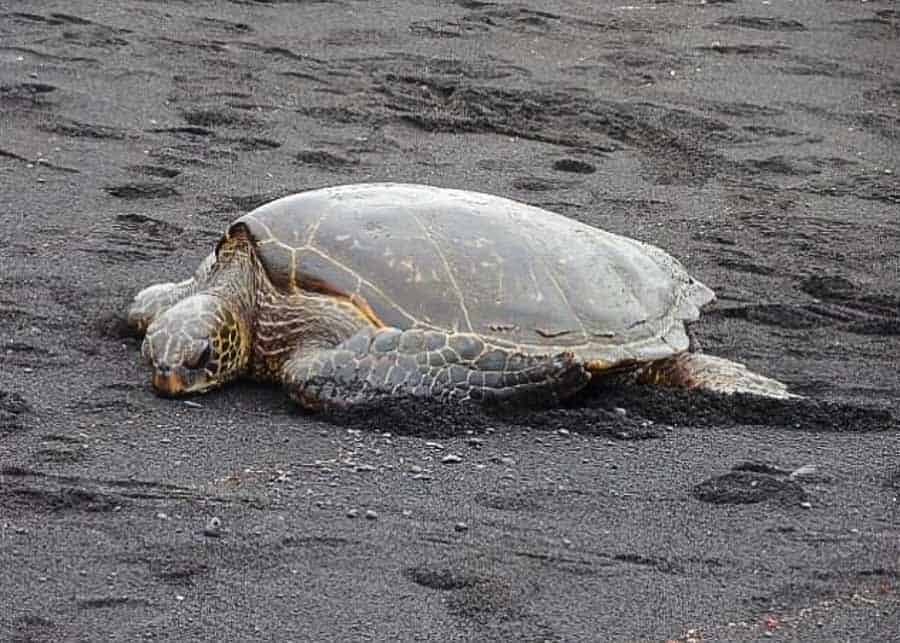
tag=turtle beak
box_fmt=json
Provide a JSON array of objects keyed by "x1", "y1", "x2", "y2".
[{"x1": 152, "y1": 370, "x2": 186, "y2": 397}]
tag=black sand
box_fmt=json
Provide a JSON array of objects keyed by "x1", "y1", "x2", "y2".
[{"x1": 1, "y1": 1, "x2": 898, "y2": 641}]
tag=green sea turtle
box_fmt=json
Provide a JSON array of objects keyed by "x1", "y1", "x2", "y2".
[{"x1": 128, "y1": 183, "x2": 794, "y2": 409}]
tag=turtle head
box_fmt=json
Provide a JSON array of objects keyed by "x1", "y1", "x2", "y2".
[{"x1": 141, "y1": 293, "x2": 251, "y2": 396}]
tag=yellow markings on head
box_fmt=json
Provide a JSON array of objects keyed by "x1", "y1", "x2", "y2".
[
  {"x1": 586, "y1": 359, "x2": 610, "y2": 373},
  {"x1": 288, "y1": 248, "x2": 298, "y2": 291},
  {"x1": 212, "y1": 319, "x2": 245, "y2": 376}
]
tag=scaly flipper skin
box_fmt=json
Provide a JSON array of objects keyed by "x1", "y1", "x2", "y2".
[
  {"x1": 128, "y1": 253, "x2": 216, "y2": 334},
  {"x1": 636, "y1": 353, "x2": 800, "y2": 399},
  {"x1": 282, "y1": 327, "x2": 590, "y2": 410}
]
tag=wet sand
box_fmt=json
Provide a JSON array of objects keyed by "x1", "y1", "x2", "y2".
[{"x1": 1, "y1": 1, "x2": 898, "y2": 641}]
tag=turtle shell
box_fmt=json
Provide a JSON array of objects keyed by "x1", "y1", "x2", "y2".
[{"x1": 226, "y1": 183, "x2": 714, "y2": 367}]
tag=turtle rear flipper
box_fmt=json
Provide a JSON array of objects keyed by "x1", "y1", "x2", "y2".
[
  {"x1": 282, "y1": 327, "x2": 590, "y2": 411},
  {"x1": 636, "y1": 353, "x2": 799, "y2": 400}
]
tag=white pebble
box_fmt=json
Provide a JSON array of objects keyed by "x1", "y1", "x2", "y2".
[{"x1": 203, "y1": 516, "x2": 222, "y2": 537}]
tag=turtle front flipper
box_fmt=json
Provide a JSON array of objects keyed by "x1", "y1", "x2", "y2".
[
  {"x1": 282, "y1": 327, "x2": 590, "y2": 410},
  {"x1": 128, "y1": 253, "x2": 216, "y2": 334},
  {"x1": 636, "y1": 353, "x2": 800, "y2": 399}
]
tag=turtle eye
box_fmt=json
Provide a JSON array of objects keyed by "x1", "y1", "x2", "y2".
[{"x1": 186, "y1": 342, "x2": 212, "y2": 370}]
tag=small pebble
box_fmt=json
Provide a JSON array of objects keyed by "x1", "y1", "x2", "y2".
[
  {"x1": 800, "y1": 501, "x2": 813, "y2": 509},
  {"x1": 789, "y1": 464, "x2": 817, "y2": 479},
  {"x1": 425, "y1": 441, "x2": 444, "y2": 450},
  {"x1": 557, "y1": 428, "x2": 570, "y2": 436},
  {"x1": 364, "y1": 510, "x2": 378, "y2": 520},
  {"x1": 613, "y1": 407, "x2": 627, "y2": 416},
  {"x1": 454, "y1": 522, "x2": 468, "y2": 532},
  {"x1": 442, "y1": 454, "x2": 462, "y2": 464},
  {"x1": 355, "y1": 464, "x2": 376, "y2": 472},
  {"x1": 203, "y1": 517, "x2": 222, "y2": 537},
  {"x1": 346, "y1": 509, "x2": 359, "y2": 518}
]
